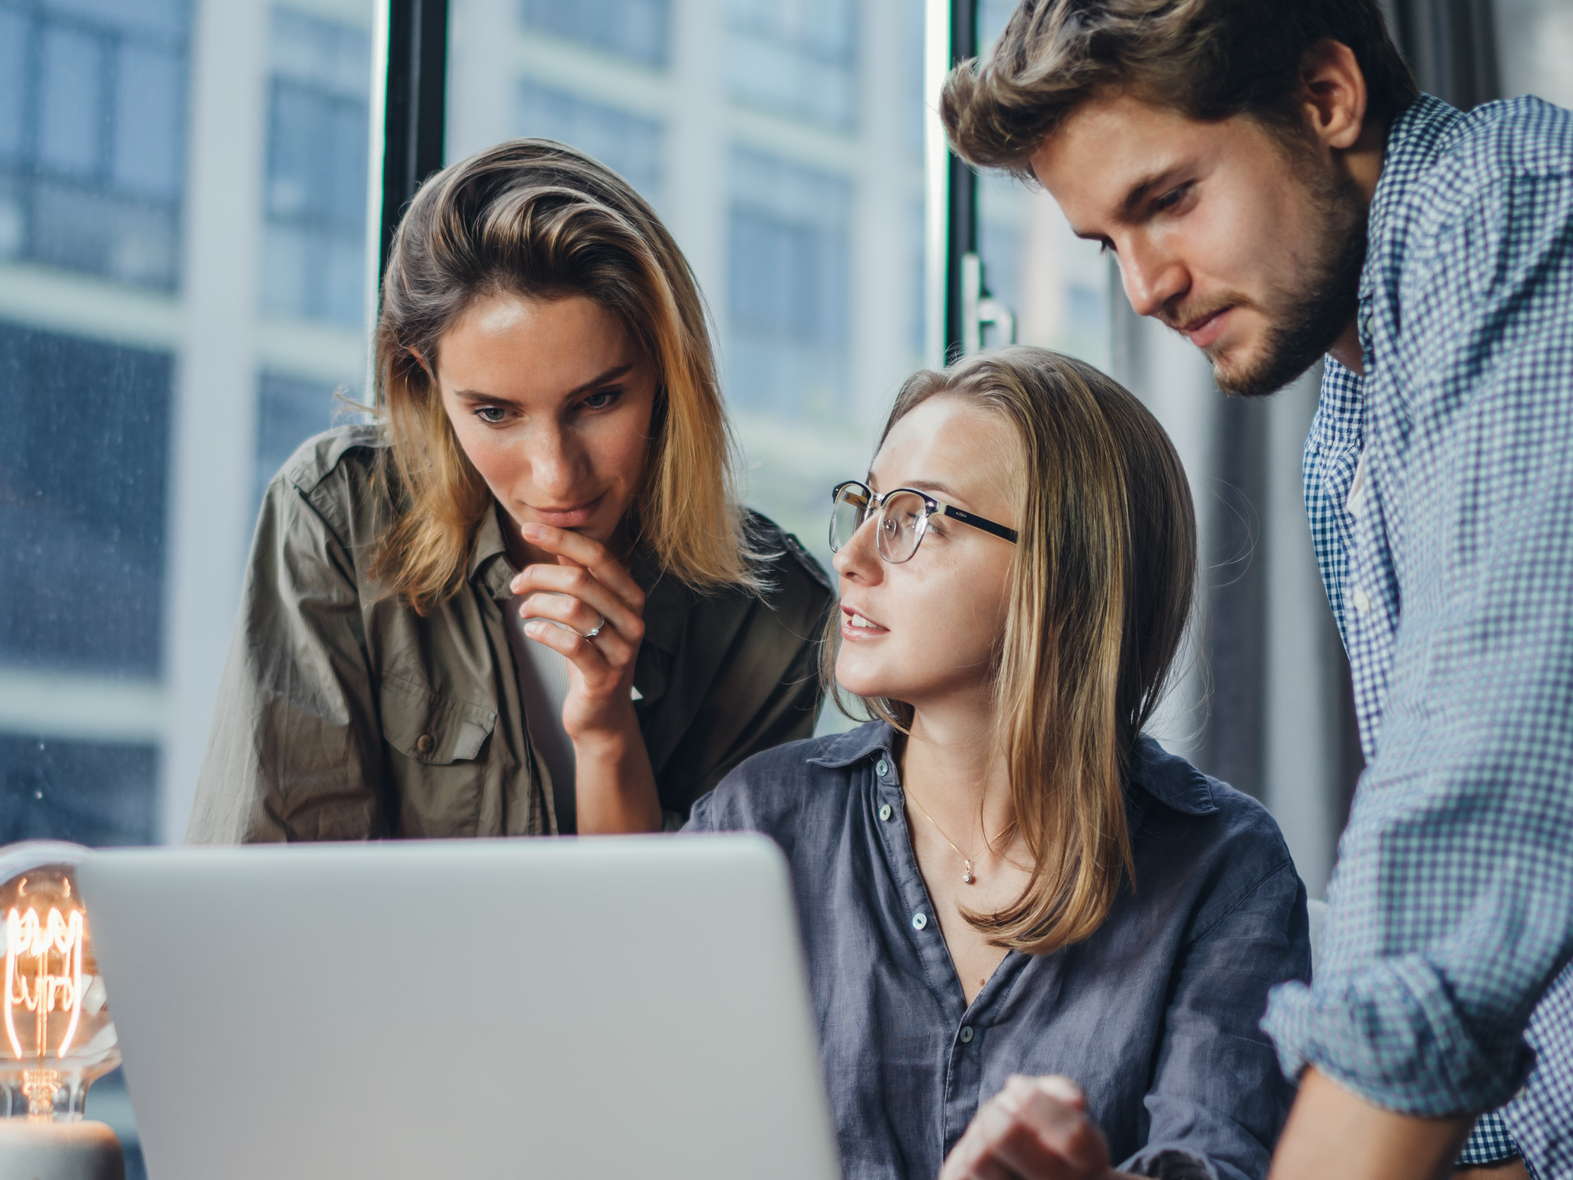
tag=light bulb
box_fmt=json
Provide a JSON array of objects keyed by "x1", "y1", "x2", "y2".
[{"x1": 0, "y1": 842, "x2": 121, "y2": 1122}]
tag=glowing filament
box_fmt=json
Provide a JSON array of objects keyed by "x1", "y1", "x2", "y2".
[{"x1": 4, "y1": 906, "x2": 85, "y2": 1063}]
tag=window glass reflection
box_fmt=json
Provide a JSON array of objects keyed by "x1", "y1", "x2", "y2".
[
  {"x1": 728, "y1": 148, "x2": 852, "y2": 415},
  {"x1": 520, "y1": 0, "x2": 671, "y2": 68},
  {"x1": 262, "y1": 8, "x2": 371, "y2": 326},
  {"x1": 1, "y1": 0, "x2": 188, "y2": 288},
  {"x1": 726, "y1": 0, "x2": 858, "y2": 129},
  {"x1": 974, "y1": 0, "x2": 1110, "y2": 370},
  {"x1": 517, "y1": 81, "x2": 664, "y2": 196}
]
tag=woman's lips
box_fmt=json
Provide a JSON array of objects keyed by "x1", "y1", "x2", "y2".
[
  {"x1": 529, "y1": 493, "x2": 605, "y2": 529},
  {"x1": 840, "y1": 606, "x2": 888, "y2": 640}
]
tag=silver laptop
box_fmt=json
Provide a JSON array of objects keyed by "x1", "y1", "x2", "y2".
[{"x1": 78, "y1": 835, "x2": 840, "y2": 1180}]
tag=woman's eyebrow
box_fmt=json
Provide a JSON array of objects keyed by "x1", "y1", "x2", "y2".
[
  {"x1": 869, "y1": 474, "x2": 973, "y2": 506},
  {"x1": 564, "y1": 362, "x2": 634, "y2": 397},
  {"x1": 908, "y1": 478, "x2": 963, "y2": 501},
  {"x1": 449, "y1": 363, "x2": 635, "y2": 405}
]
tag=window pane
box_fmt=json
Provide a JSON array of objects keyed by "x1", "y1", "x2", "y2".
[
  {"x1": 0, "y1": 11, "x2": 27, "y2": 163},
  {"x1": 45, "y1": 0, "x2": 186, "y2": 40},
  {"x1": 519, "y1": 0, "x2": 670, "y2": 68},
  {"x1": 38, "y1": 27, "x2": 105, "y2": 179},
  {"x1": 974, "y1": 0, "x2": 1111, "y2": 370},
  {"x1": 1, "y1": 735, "x2": 158, "y2": 846},
  {"x1": 113, "y1": 44, "x2": 186, "y2": 198},
  {"x1": 517, "y1": 81, "x2": 664, "y2": 196},
  {"x1": 727, "y1": 147, "x2": 852, "y2": 412},
  {"x1": 726, "y1": 0, "x2": 857, "y2": 129},
  {"x1": 1496, "y1": 0, "x2": 1573, "y2": 108},
  {"x1": 0, "y1": 323, "x2": 170, "y2": 677},
  {"x1": 261, "y1": 8, "x2": 371, "y2": 327}
]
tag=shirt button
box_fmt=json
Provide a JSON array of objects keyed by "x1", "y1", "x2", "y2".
[
  {"x1": 878, "y1": 804, "x2": 893, "y2": 821},
  {"x1": 416, "y1": 734, "x2": 434, "y2": 753},
  {"x1": 959, "y1": 1026, "x2": 974, "y2": 1044},
  {"x1": 876, "y1": 759, "x2": 890, "y2": 777},
  {"x1": 911, "y1": 912, "x2": 928, "y2": 931},
  {"x1": 1352, "y1": 587, "x2": 1372, "y2": 615}
]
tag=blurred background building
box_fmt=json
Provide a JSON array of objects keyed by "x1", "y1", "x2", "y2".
[{"x1": 0, "y1": 0, "x2": 1568, "y2": 1170}]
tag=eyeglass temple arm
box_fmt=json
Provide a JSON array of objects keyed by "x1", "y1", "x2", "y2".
[{"x1": 934, "y1": 503, "x2": 1018, "y2": 544}]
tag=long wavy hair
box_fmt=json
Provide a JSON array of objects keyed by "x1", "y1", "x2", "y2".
[
  {"x1": 370, "y1": 139, "x2": 757, "y2": 611},
  {"x1": 826, "y1": 347, "x2": 1197, "y2": 954}
]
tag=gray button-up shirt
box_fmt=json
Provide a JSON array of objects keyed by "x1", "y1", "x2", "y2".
[{"x1": 685, "y1": 723, "x2": 1310, "y2": 1180}]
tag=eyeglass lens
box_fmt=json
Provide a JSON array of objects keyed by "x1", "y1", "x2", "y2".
[
  {"x1": 877, "y1": 491, "x2": 927, "y2": 562},
  {"x1": 830, "y1": 484, "x2": 869, "y2": 554},
  {"x1": 829, "y1": 484, "x2": 929, "y2": 564}
]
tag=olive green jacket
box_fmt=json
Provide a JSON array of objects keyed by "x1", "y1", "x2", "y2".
[{"x1": 187, "y1": 426, "x2": 831, "y2": 842}]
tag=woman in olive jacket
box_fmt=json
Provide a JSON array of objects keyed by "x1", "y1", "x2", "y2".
[{"x1": 188, "y1": 141, "x2": 829, "y2": 843}]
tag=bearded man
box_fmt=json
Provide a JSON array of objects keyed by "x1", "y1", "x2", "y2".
[{"x1": 939, "y1": 2, "x2": 1573, "y2": 1178}]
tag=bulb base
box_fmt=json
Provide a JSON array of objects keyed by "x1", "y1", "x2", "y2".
[{"x1": 0, "y1": 1118, "x2": 124, "y2": 1180}]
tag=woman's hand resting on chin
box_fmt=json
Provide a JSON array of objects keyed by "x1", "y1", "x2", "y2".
[{"x1": 509, "y1": 520, "x2": 661, "y2": 833}]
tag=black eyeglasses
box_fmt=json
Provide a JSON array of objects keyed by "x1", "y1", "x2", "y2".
[{"x1": 829, "y1": 480, "x2": 1018, "y2": 564}]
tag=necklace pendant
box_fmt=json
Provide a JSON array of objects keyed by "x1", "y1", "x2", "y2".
[{"x1": 962, "y1": 864, "x2": 975, "y2": 884}]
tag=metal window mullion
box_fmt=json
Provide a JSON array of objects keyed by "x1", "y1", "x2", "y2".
[{"x1": 375, "y1": 0, "x2": 448, "y2": 278}]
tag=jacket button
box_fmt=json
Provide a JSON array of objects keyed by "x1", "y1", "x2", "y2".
[
  {"x1": 416, "y1": 734, "x2": 434, "y2": 753},
  {"x1": 879, "y1": 804, "x2": 893, "y2": 822}
]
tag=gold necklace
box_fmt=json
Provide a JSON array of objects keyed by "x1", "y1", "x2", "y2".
[{"x1": 904, "y1": 788, "x2": 983, "y2": 885}]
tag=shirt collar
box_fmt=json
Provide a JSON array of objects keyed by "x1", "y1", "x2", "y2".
[
  {"x1": 1362, "y1": 94, "x2": 1465, "y2": 303},
  {"x1": 470, "y1": 506, "x2": 514, "y2": 600},
  {"x1": 807, "y1": 722, "x2": 1218, "y2": 817}
]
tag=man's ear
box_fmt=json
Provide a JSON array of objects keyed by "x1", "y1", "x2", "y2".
[{"x1": 1299, "y1": 38, "x2": 1369, "y2": 153}]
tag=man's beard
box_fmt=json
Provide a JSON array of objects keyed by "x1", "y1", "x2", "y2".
[{"x1": 1206, "y1": 163, "x2": 1367, "y2": 398}]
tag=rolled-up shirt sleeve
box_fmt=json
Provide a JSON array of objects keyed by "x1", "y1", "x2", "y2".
[
  {"x1": 1123, "y1": 860, "x2": 1309, "y2": 1180},
  {"x1": 1263, "y1": 132, "x2": 1573, "y2": 1116}
]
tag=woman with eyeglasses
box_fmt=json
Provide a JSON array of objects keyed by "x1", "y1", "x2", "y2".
[
  {"x1": 187, "y1": 140, "x2": 830, "y2": 842},
  {"x1": 685, "y1": 347, "x2": 1310, "y2": 1180}
]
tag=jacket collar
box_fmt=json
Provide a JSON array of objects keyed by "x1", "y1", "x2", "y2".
[{"x1": 807, "y1": 721, "x2": 1218, "y2": 817}]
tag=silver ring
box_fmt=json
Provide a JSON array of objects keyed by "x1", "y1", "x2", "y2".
[{"x1": 582, "y1": 615, "x2": 607, "y2": 640}]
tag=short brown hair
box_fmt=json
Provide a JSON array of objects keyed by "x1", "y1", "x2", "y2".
[
  {"x1": 943, "y1": 0, "x2": 1418, "y2": 176},
  {"x1": 372, "y1": 140, "x2": 755, "y2": 612},
  {"x1": 826, "y1": 347, "x2": 1197, "y2": 954}
]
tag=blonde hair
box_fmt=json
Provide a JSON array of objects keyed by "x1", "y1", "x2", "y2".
[
  {"x1": 370, "y1": 139, "x2": 756, "y2": 611},
  {"x1": 827, "y1": 347, "x2": 1197, "y2": 955}
]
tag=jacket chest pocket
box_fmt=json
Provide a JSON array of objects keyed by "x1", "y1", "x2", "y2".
[{"x1": 379, "y1": 672, "x2": 499, "y2": 836}]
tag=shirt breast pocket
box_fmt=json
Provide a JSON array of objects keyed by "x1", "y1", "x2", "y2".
[{"x1": 378, "y1": 671, "x2": 499, "y2": 836}]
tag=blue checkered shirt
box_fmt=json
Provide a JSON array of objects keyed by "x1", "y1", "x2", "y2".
[{"x1": 1258, "y1": 94, "x2": 1573, "y2": 1177}]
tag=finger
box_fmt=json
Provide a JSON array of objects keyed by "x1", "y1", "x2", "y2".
[
  {"x1": 996, "y1": 1089, "x2": 1109, "y2": 1178},
  {"x1": 512, "y1": 565, "x2": 644, "y2": 640},
  {"x1": 939, "y1": 1118, "x2": 1028, "y2": 1180},
  {"x1": 518, "y1": 522, "x2": 644, "y2": 610},
  {"x1": 513, "y1": 568, "x2": 644, "y2": 645},
  {"x1": 519, "y1": 597, "x2": 636, "y2": 668},
  {"x1": 1001, "y1": 1075, "x2": 1087, "y2": 1115},
  {"x1": 965, "y1": 1098, "x2": 1083, "y2": 1180},
  {"x1": 522, "y1": 618, "x2": 620, "y2": 685}
]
